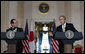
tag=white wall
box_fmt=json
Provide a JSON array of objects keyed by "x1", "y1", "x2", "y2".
[
  {"x1": 9, "y1": 1, "x2": 18, "y2": 27},
  {"x1": 71, "y1": 1, "x2": 84, "y2": 50},
  {"x1": 24, "y1": 1, "x2": 32, "y2": 30},
  {"x1": 32, "y1": 1, "x2": 66, "y2": 26}
]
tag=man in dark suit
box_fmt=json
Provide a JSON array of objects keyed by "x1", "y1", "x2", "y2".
[
  {"x1": 6, "y1": 19, "x2": 23, "y2": 53},
  {"x1": 49, "y1": 16, "x2": 78, "y2": 53}
]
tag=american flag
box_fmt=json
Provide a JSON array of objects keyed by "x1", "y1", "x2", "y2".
[
  {"x1": 51, "y1": 20, "x2": 59, "y2": 53},
  {"x1": 22, "y1": 19, "x2": 30, "y2": 53},
  {"x1": 51, "y1": 38, "x2": 59, "y2": 53}
]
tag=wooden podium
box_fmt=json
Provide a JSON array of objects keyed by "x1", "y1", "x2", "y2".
[
  {"x1": 54, "y1": 31, "x2": 83, "y2": 53},
  {"x1": 1, "y1": 32, "x2": 26, "y2": 53}
]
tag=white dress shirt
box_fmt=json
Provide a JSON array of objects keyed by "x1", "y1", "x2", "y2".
[
  {"x1": 11, "y1": 27, "x2": 17, "y2": 32},
  {"x1": 62, "y1": 23, "x2": 66, "y2": 29}
]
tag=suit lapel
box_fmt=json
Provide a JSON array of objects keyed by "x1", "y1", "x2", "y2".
[
  {"x1": 65, "y1": 23, "x2": 68, "y2": 31},
  {"x1": 60, "y1": 25, "x2": 63, "y2": 32},
  {"x1": 17, "y1": 27, "x2": 18, "y2": 32}
]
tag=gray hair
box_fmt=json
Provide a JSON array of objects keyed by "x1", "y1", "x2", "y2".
[{"x1": 59, "y1": 15, "x2": 66, "y2": 20}]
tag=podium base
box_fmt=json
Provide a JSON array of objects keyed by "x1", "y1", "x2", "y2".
[
  {"x1": 64, "y1": 44, "x2": 72, "y2": 53},
  {"x1": 8, "y1": 44, "x2": 16, "y2": 53}
]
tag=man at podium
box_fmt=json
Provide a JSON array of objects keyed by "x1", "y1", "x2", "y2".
[
  {"x1": 49, "y1": 16, "x2": 78, "y2": 53},
  {"x1": 6, "y1": 19, "x2": 23, "y2": 53}
]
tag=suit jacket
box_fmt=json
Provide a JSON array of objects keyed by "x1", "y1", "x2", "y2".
[
  {"x1": 56, "y1": 23, "x2": 78, "y2": 53},
  {"x1": 6, "y1": 27, "x2": 23, "y2": 53},
  {"x1": 56, "y1": 23, "x2": 78, "y2": 32}
]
